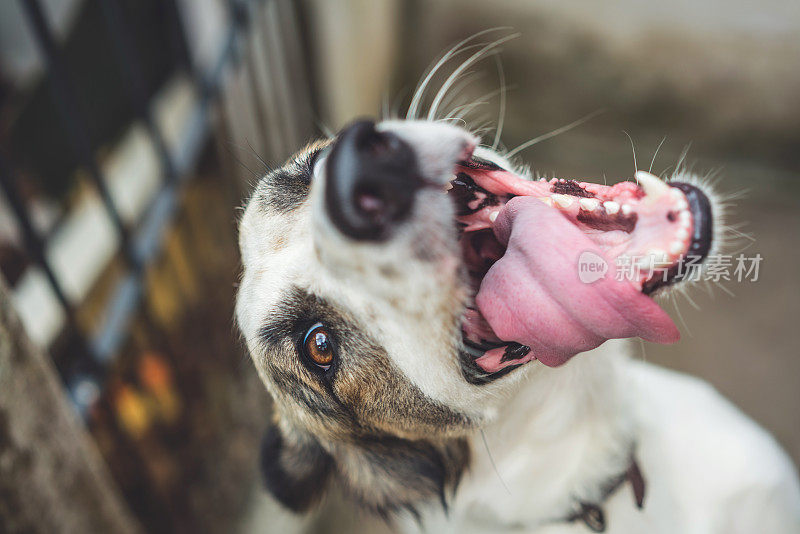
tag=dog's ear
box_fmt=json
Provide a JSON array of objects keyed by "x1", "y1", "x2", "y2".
[{"x1": 259, "y1": 423, "x2": 334, "y2": 512}]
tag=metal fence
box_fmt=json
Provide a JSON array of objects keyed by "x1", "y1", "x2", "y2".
[{"x1": 0, "y1": 0, "x2": 315, "y2": 419}]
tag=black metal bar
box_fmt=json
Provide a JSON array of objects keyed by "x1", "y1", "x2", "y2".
[
  {"x1": 18, "y1": 0, "x2": 132, "y2": 259},
  {"x1": 0, "y1": 154, "x2": 97, "y2": 380},
  {"x1": 164, "y1": 0, "x2": 196, "y2": 75},
  {"x1": 10, "y1": 0, "x2": 254, "y2": 418},
  {"x1": 97, "y1": 0, "x2": 179, "y2": 184},
  {"x1": 0, "y1": 155, "x2": 73, "y2": 316},
  {"x1": 86, "y1": 6, "x2": 246, "y2": 370}
]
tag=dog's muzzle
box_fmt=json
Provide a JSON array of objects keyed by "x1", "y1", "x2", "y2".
[{"x1": 325, "y1": 120, "x2": 425, "y2": 241}]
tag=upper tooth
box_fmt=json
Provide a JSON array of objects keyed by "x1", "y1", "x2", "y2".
[
  {"x1": 579, "y1": 198, "x2": 600, "y2": 211},
  {"x1": 603, "y1": 201, "x2": 620, "y2": 214},
  {"x1": 635, "y1": 171, "x2": 670, "y2": 199},
  {"x1": 489, "y1": 211, "x2": 499, "y2": 223},
  {"x1": 553, "y1": 194, "x2": 573, "y2": 208}
]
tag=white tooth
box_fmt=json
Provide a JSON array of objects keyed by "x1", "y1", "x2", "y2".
[
  {"x1": 676, "y1": 227, "x2": 689, "y2": 240},
  {"x1": 579, "y1": 198, "x2": 599, "y2": 211},
  {"x1": 553, "y1": 194, "x2": 573, "y2": 208},
  {"x1": 678, "y1": 210, "x2": 691, "y2": 225},
  {"x1": 675, "y1": 198, "x2": 688, "y2": 210},
  {"x1": 635, "y1": 170, "x2": 670, "y2": 199},
  {"x1": 670, "y1": 188, "x2": 683, "y2": 200},
  {"x1": 621, "y1": 204, "x2": 633, "y2": 215},
  {"x1": 444, "y1": 182, "x2": 453, "y2": 191},
  {"x1": 603, "y1": 201, "x2": 620, "y2": 214},
  {"x1": 539, "y1": 197, "x2": 554, "y2": 206},
  {"x1": 489, "y1": 211, "x2": 499, "y2": 223},
  {"x1": 670, "y1": 241, "x2": 684, "y2": 255}
]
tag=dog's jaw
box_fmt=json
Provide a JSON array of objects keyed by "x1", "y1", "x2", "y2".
[{"x1": 440, "y1": 340, "x2": 639, "y2": 528}]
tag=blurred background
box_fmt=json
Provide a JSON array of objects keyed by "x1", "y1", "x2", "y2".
[{"x1": 0, "y1": 0, "x2": 797, "y2": 532}]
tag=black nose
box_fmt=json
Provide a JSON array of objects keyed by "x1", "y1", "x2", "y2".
[{"x1": 325, "y1": 120, "x2": 423, "y2": 241}]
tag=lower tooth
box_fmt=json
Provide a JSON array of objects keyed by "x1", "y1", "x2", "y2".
[
  {"x1": 621, "y1": 204, "x2": 633, "y2": 215},
  {"x1": 489, "y1": 211, "x2": 499, "y2": 223},
  {"x1": 579, "y1": 198, "x2": 600, "y2": 211},
  {"x1": 553, "y1": 194, "x2": 573, "y2": 208},
  {"x1": 675, "y1": 227, "x2": 689, "y2": 240},
  {"x1": 678, "y1": 210, "x2": 691, "y2": 225},
  {"x1": 669, "y1": 241, "x2": 684, "y2": 255},
  {"x1": 603, "y1": 201, "x2": 620, "y2": 214},
  {"x1": 539, "y1": 197, "x2": 554, "y2": 206}
]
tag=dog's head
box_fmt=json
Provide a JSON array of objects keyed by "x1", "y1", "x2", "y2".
[{"x1": 236, "y1": 117, "x2": 718, "y2": 514}]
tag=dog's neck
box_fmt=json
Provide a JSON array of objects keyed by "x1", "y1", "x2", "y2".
[
  {"x1": 455, "y1": 340, "x2": 637, "y2": 527},
  {"x1": 316, "y1": 342, "x2": 637, "y2": 525}
]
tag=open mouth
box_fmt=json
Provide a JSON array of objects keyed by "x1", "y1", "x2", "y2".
[{"x1": 449, "y1": 155, "x2": 714, "y2": 383}]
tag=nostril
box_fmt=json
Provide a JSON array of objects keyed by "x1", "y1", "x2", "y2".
[
  {"x1": 325, "y1": 119, "x2": 423, "y2": 241},
  {"x1": 355, "y1": 188, "x2": 387, "y2": 221}
]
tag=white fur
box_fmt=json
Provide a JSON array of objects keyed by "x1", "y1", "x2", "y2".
[
  {"x1": 410, "y1": 340, "x2": 800, "y2": 532},
  {"x1": 237, "y1": 118, "x2": 800, "y2": 532}
]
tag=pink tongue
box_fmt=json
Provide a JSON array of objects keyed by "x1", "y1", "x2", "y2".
[{"x1": 476, "y1": 196, "x2": 679, "y2": 367}]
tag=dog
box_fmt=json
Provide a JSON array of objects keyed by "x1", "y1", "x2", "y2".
[{"x1": 234, "y1": 51, "x2": 800, "y2": 532}]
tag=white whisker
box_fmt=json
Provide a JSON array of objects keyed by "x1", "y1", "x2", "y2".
[
  {"x1": 675, "y1": 143, "x2": 692, "y2": 174},
  {"x1": 446, "y1": 85, "x2": 511, "y2": 122},
  {"x1": 505, "y1": 109, "x2": 605, "y2": 159},
  {"x1": 438, "y1": 116, "x2": 469, "y2": 129},
  {"x1": 435, "y1": 71, "x2": 486, "y2": 121},
  {"x1": 622, "y1": 131, "x2": 638, "y2": 179},
  {"x1": 448, "y1": 99, "x2": 489, "y2": 120},
  {"x1": 672, "y1": 293, "x2": 693, "y2": 336},
  {"x1": 492, "y1": 55, "x2": 507, "y2": 150},
  {"x1": 390, "y1": 87, "x2": 410, "y2": 120},
  {"x1": 715, "y1": 280, "x2": 735, "y2": 298},
  {"x1": 427, "y1": 33, "x2": 520, "y2": 121},
  {"x1": 681, "y1": 287, "x2": 701, "y2": 310},
  {"x1": 381, "y1": 92, "x2": 390, "y2": 120},
  {"x1": 407, "y1": 28, "x2": 509, "y2": 120},
  {"x1": 725, "y1": 226, "x2": 756, "y2": 241},
  {"x1": 649, "y1": 135, "x2": 667, "y2": 173}
]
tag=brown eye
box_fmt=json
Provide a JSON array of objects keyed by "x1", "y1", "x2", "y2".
[{"x1": 303, "y1": 323, "x2": 334, "y2": 369}]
